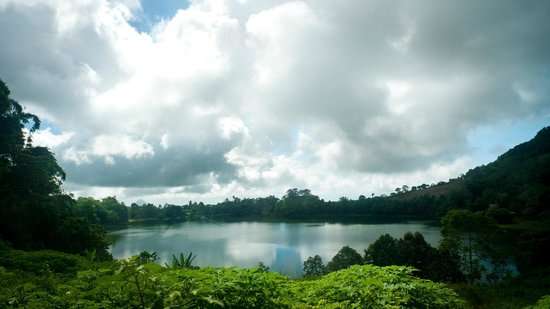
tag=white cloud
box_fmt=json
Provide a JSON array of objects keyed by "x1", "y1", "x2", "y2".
[
  {"x1": 219, "y1": 117, "x2": 249, "y2": 140},
  {"x1": 160, "y1": 133, "x2": 170, "y2": 149},
  {"x1": 31, "y1": 128, "x2": 74, "y2": 148},
  {"x1": 92, "y1": 135, "x2": 154, "y2": 159},
  {"x1": 2, "y1": 0, "x2": 550, "y2": 203},
  {"x1": 63, "y1": 147, "x2": 91, "y2": 165}
]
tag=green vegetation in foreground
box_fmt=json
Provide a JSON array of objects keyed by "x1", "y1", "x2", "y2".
[
  {"x1": 451, "y1": 268, "x2": 550, "y2": 309},
  {"x1": 528, "y1": 296, "x2": 550, "y2": 309},
  {"x1": 0, "y1": 248, "x2": 465, "y2": 308}
]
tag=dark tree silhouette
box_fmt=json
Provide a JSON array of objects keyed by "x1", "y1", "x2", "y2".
[
  {"x1": 326, "y1": 246, "x2": 363, "y2": 272},
  {"x1": 303, "y1": 255, "x2": 326, "y2": 277},
  {"x1": 0, "y1": 79, "x2": 108, "y2": 255}
]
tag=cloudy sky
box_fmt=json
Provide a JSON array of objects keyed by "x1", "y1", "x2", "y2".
[{"x1": 1, "y1": 0, "x2": 549, "y2": 204}]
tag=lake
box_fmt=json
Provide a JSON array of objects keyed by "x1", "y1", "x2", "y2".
[{"x1": 109, "y1": 221, "x2": 441, "y2": 277}]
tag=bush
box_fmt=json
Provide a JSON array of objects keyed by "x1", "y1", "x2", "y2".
[
  {"x1": 526, "y1": 295, "x2": 550, "y2": 309},
  {"x1": 0, "y1": 252, "x2": 466, "y2": 308},
  {"x1": 293, "y1": 265, "x2": 465, "y2": 308},
  {"x1": 0, "y1": 249, "x2": 86, "y2": 275}
]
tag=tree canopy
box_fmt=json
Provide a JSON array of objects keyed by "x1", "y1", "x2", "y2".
[
  {"x1": 0, "y1": 79, "x2": 108, "y2": 255},
  {"x1": 326, "y1": 246, "x2": 363, "y2": 272}
]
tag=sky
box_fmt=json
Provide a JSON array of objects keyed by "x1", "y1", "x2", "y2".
[{"x1": 0, "y1": 0, "x2": 549, "y2": 204}]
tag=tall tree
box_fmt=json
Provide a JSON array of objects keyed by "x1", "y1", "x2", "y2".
[
  {"x1": 303, "y1": 255, "x2": 326, "y2": 277},
  {"x1": 0, "y1": 79, "x2": 108, "y2": 255},
  {"x1": 364, "y1": 234, "x2": 401, "y2": 266},
  {"x1": 441, "y1": 209, "x2": 496, "y2": 283},
  {"x1": 326, "y1": 246, "x2": 363, "y2": 272}
]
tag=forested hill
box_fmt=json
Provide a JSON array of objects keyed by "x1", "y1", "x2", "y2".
[
  {"x1": 457, "y1": 126, "x2": 550, "y2": 215},
  {"x1": 123, "y1": 126, "x2": 550, "y2": 222},
  {"x1": 395, "y1": 125, "x2": 550, "y2": 217}
]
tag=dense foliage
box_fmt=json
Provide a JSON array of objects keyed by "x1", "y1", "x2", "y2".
[
  {"x1": 441, "y1": 210, "x2": 499, "y2": 283},
  {"x1": 0, "y1": 248, "x2": 465, "y2": 308},
  {"x1": 129, "y1": 189, "x2": 450, "y2": 222},
  {"x1": 463, "y1": 127, "x2": 550, "y2": 215},
  {"x1": 527, "y1": 295, "x2": 550, "y2": 309},
  {"x1": 451, "y1": 268, "x2": 550, "y2": 309},
  {"x1": 325, "y1": 245, "x2": 364, "y2": 272},
  {"x1": 365, "y1": 232, "x2": 464, "y2": 282},
  {"x1": 303, "y1": 255, "x2": 326, "y2": 277},
  {"x1": 0, "y1": 80, "x2": 109, "y2": 256},
  {"x1": 74, "y1": 196, "x2": 128, "y2": 227},
  {"x1": 303, "y1": 231, "x2": 463, "y2": 283}
]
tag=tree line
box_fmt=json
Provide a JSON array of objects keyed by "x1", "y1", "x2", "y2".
[
  {"x1": 303, "y1": 209, "x2": 515, "y2": 284},
  {"x1": 125, "y1": 188, "x2": 455, "y2": 222}
]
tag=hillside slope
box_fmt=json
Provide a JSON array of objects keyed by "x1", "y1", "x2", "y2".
[{"x1": 397, "y1": 126, "x2": 550, "y2": 217}]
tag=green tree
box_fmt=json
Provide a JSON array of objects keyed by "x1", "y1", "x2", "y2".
[
  {"x1": 441, "y1": 209, "x2": 496, "y2": 283},
  {"x1": 397, "y1": 232, "x2": 435, "y2": 274},
  {"x1": 364, "y1": 234, "x2": 401, "y2": 266},
  {"x1": 364, "y1": 232, "x2": 464, "y2": 282},
  {"x1": 303, "y1": 255, "x2": 326, "y2": 277},
  {"x1": 0, "y1": 79, "x2": 108, "y2": 255},
  {"x1": 100, "y1": 196, "x2": 129, "y2": 225},
  {"x1": 326, "y1": 246, "x2": 363, "y2": 272},
  {"x1": 74, "y1": 197, "x2": 101, "y2": 224}
]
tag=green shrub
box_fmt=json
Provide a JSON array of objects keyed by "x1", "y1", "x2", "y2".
[
  {"x1": 293, "y1": 265, "x2": 465, "y2": 308},
  {"x1": 0, "y1": 250, "x2": 86, "y2": 274},
  {"x1": 0, "y1": 252, "x2": 465, "y2": 308},
  {"x1": 163, "y1": 267, "x2": 290, "y2": 308},
  {"x1": 525, "y1": 295, "x2": 550, "y2": 309}
]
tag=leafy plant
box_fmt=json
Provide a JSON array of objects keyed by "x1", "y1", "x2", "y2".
[
  {"x1": 293, "y1": 265, "x2": 465, "y2": 308},
  {"x1": 0, "y1": 250, "x2": 466, "y2": 309},
  {"x1": 165, "y1": 252, "x2": 196, "y2": 269},
  {"x1": 525, "y1": 295, "x2": 550, "y2": 309}
]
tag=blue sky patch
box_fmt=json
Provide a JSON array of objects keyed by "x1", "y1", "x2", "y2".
[
  {"x1": 130, "y1": 0, "x2": 190, "y2": 33},
  {"x1": 468, "y1": 114, "x2": 550, "y2": 166}
]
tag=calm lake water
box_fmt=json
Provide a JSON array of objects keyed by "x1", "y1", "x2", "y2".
[{"x1": 109, "y1": 221, "x2": 441, "y2": 277}]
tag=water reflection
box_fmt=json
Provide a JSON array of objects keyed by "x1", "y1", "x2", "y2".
[
  {"x1": 110, "y1": 221, "x2": 440, "y2": 277},
  {"x1": 272, "y1": 246, "x2": 303, "y2": 277}
]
